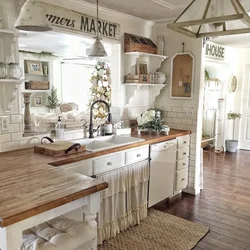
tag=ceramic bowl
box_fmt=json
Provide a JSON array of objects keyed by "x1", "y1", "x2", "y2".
[{"x1": 155, "y1": 72, "x2": 167, "y2": 84}]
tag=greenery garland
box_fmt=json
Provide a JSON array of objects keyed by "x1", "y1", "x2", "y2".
[
  {"x1": 88, "y1": 61, "x2": 111, "y2": 120},
  {"x1": 19, "y1": 50, "x2": 56, "y2": 59}
]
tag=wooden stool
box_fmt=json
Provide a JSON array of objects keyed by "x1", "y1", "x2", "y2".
[{"x1": 20, "y1": 216, "x2": 96, "y2": 250}]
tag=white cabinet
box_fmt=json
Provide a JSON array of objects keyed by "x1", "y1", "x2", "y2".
[
  {"x1": 125, "y1": 145, "x2": 149, "y2": 165},
  {"x1": 148, "y1": 139, "x2": 177, "y2": 207},
  {"x1": 60, "y1": 160, "x2": 91, "y2": 176},
  {"x1": 93, "y1": 152, "x2": 125, "y2": 175},
  {"x1": 175, "y1": 135, "x2": 190, "y2": 192}
]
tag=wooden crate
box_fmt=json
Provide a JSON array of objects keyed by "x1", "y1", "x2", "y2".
[
  {"x1": 124, "y1": 33, "x2": 157, "y2": 54},
  {"x1": 25, "y1": 81, "x2": 50, "y2": 90}
]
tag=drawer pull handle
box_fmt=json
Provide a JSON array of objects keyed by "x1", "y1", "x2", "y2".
[
  {"x1": 182, "y1": 163, "x2": 186, "y2": 166},
  {"x1": 182, "y1": 178, "x2": 185, "y2": 181},
  {"x1": 137, "y1": 154, "x2": 141, "y2": 158},
  {"x1": 107, "y1": 162, "x2": 112, "y2": 166}
]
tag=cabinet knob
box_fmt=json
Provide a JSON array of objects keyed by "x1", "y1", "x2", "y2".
[
  {"x1": 181, "y1": 178, "x2": 185, "y2": 181},
  {"x1": 182, "y1": 163, "x2": 186, "y2": 166},
  {"x1": 137, "y1": 154, "x2": 141, "y2": 158},
  {"x1": 183, "y1": 152, "x2": 186, "y2": 155},
  {"x1": 107, "y1": 162, "x2": 112, "y2": 166},
  {"x1": 183, "y1": 141, "x2": 187, "y2": 144}
]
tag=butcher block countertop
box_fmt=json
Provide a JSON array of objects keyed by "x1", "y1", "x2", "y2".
[{"x1": 0, "y1": 129, "x2": 190, "y2": 227}]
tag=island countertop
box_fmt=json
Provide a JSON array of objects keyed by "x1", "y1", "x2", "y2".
[{"x1": 0, "y1": 129, "x2": 190, "y2": 227}]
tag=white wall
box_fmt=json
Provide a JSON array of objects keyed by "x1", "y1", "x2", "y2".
[
  {"x1": 205, "y1": 45, "x2": 248, "y2": 147},
  {"x1": 152, "y1": 22, "x2": 204, "y2": 194}
]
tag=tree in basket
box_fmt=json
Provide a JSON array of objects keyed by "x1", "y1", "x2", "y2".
[
  {"x1": 45, "y1": 86, "x2": 60, "y2": 112},
  {"x1": 225, "y1": 112, "x2": 241, "y2": 153}
]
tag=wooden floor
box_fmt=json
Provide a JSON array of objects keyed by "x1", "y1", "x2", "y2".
[{"x1": 154, "y1": 149, "x2": 250, "y2": 250}]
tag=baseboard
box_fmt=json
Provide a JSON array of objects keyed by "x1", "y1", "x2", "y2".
[{"x1": 183, "y1": 187, "x2": 201, "y2": 195}]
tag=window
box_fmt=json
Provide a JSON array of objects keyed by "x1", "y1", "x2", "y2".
[{"x1": 61, "y1": 63, "x2": 94, "y2": 111}]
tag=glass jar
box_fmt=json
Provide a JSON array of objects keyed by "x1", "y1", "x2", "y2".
[
  {"x1": 0, "y1": 62, "x2": 7, "y2": 79},
  {"x1": 8, "y1": 63, "x2": 23, "y2": 79}
]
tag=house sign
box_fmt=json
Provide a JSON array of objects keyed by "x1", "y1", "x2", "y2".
[
  {"x1": 39, "y1": 2, "x2": 120, "y2": 40},
  {"x1": 205, "y1": 42, "x2": 225, "y2": 60}
]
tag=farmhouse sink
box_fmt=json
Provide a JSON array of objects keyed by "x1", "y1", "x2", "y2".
[
  {"x1": 95, "y1": 135, "x2": 144, "y2": 145},
  {"x1": 72, "y1": 135, "x2": 145, "y2": 152}
]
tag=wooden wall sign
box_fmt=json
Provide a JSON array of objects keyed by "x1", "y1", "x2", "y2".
[
  {"x1": 170, "y1": 52, "x2": 195, "y2": 99},
  {"x1": 205, "y1": 41, "x2": 225, "y2": 60},
  {"x1": 38, "y1": 1, "x2": 120, "y2": 40}
]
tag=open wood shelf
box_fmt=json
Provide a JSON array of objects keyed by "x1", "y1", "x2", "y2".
[
  {"x1": 123, "y1": 83, "x2": 165, "y2": 87},
  {"x1": 0, "y1": 29, "x2": 16, "y2": 36},
  {"x1": 0, "y1": 79, "x2": 25, "y2": 83},
  {"x1": 124, "y1": 52, "x2": 168, "y2": 59}
]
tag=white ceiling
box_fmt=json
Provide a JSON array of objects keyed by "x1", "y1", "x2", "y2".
[
  {"x1": 18, "y1": 0, "x2": 250, "y2": 55},
  {"x1": 82, "y1": 0, "x2": 250, "y2": 22}
]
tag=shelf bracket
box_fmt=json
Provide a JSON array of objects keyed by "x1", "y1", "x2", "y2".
[{"x1": 0, "y1": 81, "x2": 22, "y2": 113}]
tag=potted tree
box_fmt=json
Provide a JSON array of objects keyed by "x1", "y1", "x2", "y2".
[
  {"x1": 225, "y1": 112, "x2": 241, "y2": 152},
  {"x1": 45, "y1": 86, "x2": 60, "y2": 113}
]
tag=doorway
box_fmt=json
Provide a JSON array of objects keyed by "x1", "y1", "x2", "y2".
[{"x1": 240, "y1": 64, "x2": 250, "y2": 150}]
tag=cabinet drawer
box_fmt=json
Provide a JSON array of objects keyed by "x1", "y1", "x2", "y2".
[
  {"x1": 125, "y1": 146, "x2": 149, "y2": 165},
  {"x1": 177, "y1": 135, "x2": 190, "y2": 149},
  {"x1": 177, "y1": 147, "x2": 190, "y2": 161},
  {"x1": 62, "y1": 161, "x2": 91, "y2": 176},
  {"x1": 93, "y1": 153, "x2": 125, "y2": 175},
  {"x1": 175, "y1": 168, "x2": 188, "y2": 191},
  {"x1": 176, "y1": 158, "x2": 189, "y2": 171}
]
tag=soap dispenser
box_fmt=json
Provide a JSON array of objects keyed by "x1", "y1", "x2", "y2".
[{"x1": 55, "y1": 116, "x2": 64, "y2": 141}]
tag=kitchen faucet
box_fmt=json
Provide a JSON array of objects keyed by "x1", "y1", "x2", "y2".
[{"x1": 89, "y1": 100, "x2": 111, "y2": 138}]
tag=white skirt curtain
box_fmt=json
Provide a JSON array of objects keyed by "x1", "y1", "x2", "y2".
[{"x1": 96, "y1": 160, "x2": 149, "y2": 245}]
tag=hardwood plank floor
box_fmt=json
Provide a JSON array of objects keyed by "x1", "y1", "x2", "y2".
[{"x1": 154, "y1": 149, "x2": 250, "y2": 250}]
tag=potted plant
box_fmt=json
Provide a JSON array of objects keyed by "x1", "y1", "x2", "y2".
[
  {"x1": 45, "y1": 85, "x2": 60, "y2": 112},
  {"x1": 225, "y1": 112, "x2": 241, "y2": 152}
]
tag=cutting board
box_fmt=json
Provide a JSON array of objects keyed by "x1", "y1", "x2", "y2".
[{"x1": 34, "y1": 141, "x2": 86, "y2": 157}]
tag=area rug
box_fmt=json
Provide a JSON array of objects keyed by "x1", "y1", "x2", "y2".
[{"x1": 98, "y1": 209, "x2": 209, "y2": 250}]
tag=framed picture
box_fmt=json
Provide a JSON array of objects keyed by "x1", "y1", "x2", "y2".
[
  {"x1": 34, "y1": 96, "x2": 43, "y2": 107},
  {"x1": 26, "y1": 60, "x2": 43, "y2": 75},
  {"x1": 136, "y1": 61, "x2": 148, "y2": 75},
  {"x1": 170, "y1": 52, "x2": 195, "y2": 99}
]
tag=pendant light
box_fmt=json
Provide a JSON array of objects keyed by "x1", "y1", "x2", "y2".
[
  {"x1": 88, "y1": 0, "x2": 107, "y2": 57},
  {"x1": 167, "y1": 0, "x2": 250, "y2": 38},
  {"x1": 15, "y1": 0, "x2": 52, "y2": 32}
]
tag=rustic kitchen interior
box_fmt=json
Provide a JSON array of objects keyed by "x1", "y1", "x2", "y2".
[{"x1": 0, "y1": 0, "x2": 250, "y2": 249}]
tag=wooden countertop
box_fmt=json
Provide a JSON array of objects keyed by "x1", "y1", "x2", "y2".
[{"x1": 0, "y1": 129, "x2": 189, "y2": 227}]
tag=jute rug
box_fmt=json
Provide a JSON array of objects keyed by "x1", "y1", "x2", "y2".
[{"x1": 98, "y1": 209, "x2": 209, "y2": 250}]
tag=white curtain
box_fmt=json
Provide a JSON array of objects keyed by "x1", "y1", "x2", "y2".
[{"x1": 96, "y1": 160, "x2": 149, "y2": 245}]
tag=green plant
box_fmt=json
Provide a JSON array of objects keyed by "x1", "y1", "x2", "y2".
[
  {"x1": 45, "y1": 86, "x2": 60, "y2": 110},
  {"x1": 138, "y1": 117, "x2": 165, "y2": 132},
  {"x1": 228, "y1": 112, "x2": 241, "y2": 140},
  {"x1": 204, "y1": 69, "x2": 210, "y2": 82}
]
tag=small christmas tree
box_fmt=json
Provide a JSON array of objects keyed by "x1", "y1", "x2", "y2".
[{"x1": 45, "y1": 85, "x2": 60, "y2": 110}]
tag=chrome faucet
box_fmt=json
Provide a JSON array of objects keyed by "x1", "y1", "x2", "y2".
[{"x1": 89, "y1": 100, "x2": 111, "y2": 138}]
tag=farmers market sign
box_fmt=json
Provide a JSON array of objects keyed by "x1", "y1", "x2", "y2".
[{"x1": 40, "y1": 2, "x2": 120, "y2": 40}]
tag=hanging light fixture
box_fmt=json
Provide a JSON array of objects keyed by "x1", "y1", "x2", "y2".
[
  {"x1": 88, "y1": 0, "x2": 107, "y2": 57},
  {"x1": 168, "y1": 0, "x2": 250, "y2": 38},
  {"x1": 15, "y1": 0, "x2": 52, "y2": 32}
]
